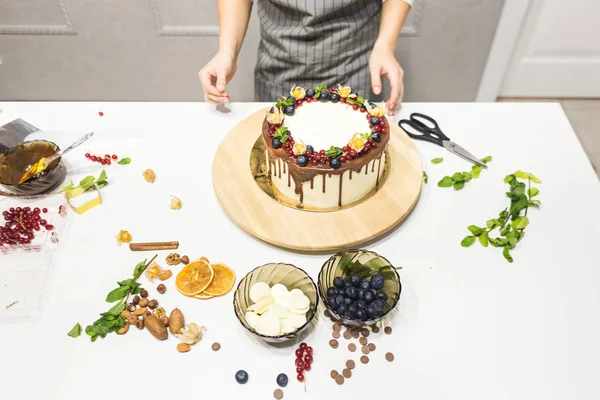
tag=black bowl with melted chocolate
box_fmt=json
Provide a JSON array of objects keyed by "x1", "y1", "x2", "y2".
[{"x1": 0, "y1": 140, "x2": 66, "y2": 196}]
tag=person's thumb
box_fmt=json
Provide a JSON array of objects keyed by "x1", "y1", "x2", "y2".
[
  {"x1": 370, "y1": 64, "x2": 382, "y2": 95},
  {"x1": 216, "y1": 69, "x2": 227, "y2": 93}
]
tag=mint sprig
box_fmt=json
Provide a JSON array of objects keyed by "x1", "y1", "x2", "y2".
[
  {"x1": 423, "y1": 171, "x2": 428, "y2": 184},
  {"x1": 314, "y1": 83, "x2": 328, "y2": 98},
  {"x1": 272, "y1": 126, "x2": 290, "y2": 143},
  {"x1": 276, "y1": 97, "x2": 294, "y2": 109},
  {"x1": 431, "y1": 158, "x2": 443, "y2": 164},
  {"x1": 346, "y1": 95, "x2": 365, "y2": 107},
  {"x1": 437, "y1": 156, "x2": 492, "y2": 189},
  {"x1": 62, "y1": 170, "x2": 108, "y2": 193},
  {"x1": 325, "y1": 146, "x2": 343, "y2": 158}
]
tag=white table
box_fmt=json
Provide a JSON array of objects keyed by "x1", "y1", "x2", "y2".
[{"x1": 1, "y1": 102, "x2": 599, "y2": 400}]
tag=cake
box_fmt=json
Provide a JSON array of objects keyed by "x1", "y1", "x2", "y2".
[{"x1": 263, "y1": 84, "x2": 390, "y2": 210}]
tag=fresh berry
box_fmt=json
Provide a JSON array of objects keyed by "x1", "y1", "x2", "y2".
[
  {"x1": 277, "y1": 373, "x2": 288, "y2": 387},
  {"x1": 272, "y1": 138, "x2": 283, "y2": 149},
  {"x1": 340, "y1": 97, "x2": 346, "y2": 104},
  {"x1": 306, "y1": 89, "x2": 315, "y2": 97},
  {"x1": 299, "y1": 342, "x2": 307, "y2": 350},
  {"x1": 356, "y1": 309, "x2": 367, "y2": 320},
  {"x1": 296, "y1": 155, "x2": 308, "y2": 167},
  {"x1": 45, "y1": 224, "x2": 54, "y2": 231},
  {"x1": 295, "y1": 100, "x2": 303, "y2": 107},
  {"x1": 371, "y1": 274, "x2": 385, "y2": 290},
  {"x1": 319, "y1": 91, "x2": 330, "y2": 102},
  {"x1": 296, "y1": 367, "x2": 304, "y2": 373},
  {"x1": 42, "y1": 208, "x2": 48, "y2": 213},
  {"x1": 380, "y1": 126, "x2": 388, "y2": 134},
  {"x1": 367, "y1": 305, "x2": 378, "y2": 318},
  {"x1": 304, "y1": 363, "x2": 312, "y2": 371},
  {"x1": 328, "y1": 297, "x2": 339, "y2": 310},
  {"x1": 372, "y1": 132, "x2": 382, "y2": 143},
  {"x1": 330, "y1": 93, "x2": 340, "y2": 103},
  {"x1": 339, "y1": 156, "x2": 347, "y2": 163},
  {"x1": 295, "y1": 359, "x2": 305, "y2": 369},
  {"x1": 311, "y1": 159, "x2": 319, "y2": 165},
  {"x1": 326, "y1": 287, "x2": 337, "y2": 297},
  {"x1": 284, "y1": 105, "x2": 295, "y2": 116},
  {"x1": 377, "y1": 291, "x2": 388, "y2": 301},
  {"x1": 363, "y1": 291, "x2": 375, "y2": 303},
  {"x1": 39, "y1": 219, "x2": 47, "y2": 226},
  {"x1": 352, "y1": 105, "x2": 359, "y2": 111},
  {"x1": 333, "y1": 277, "x2": 345, "y2": 289},
  {"x1": 85, "y1": 153, "x2": 91, "y2": 158},
  {"x1": 330, "y1": 158, "x2": 341, "y2": 169},
  {"x1": 343, "y1": 145, "x2": 350, "y2": 153},
  {"x1": 112, "y1": 154, "x2": 118, "y2": 160},
  {"x1": 348, "y1": 150, "x2": 357, "y2": 158},
  {"x1": 373, "y1": 125, "x2": 381, "y2": 132},
  {"x1": 297, "y1": 373, "x2": 304, "y2": 382},
  {"x1": 235, "y1": 370, "x2": 249, "y2": 384},
  {"x1": 104, "y1": 154, "x2": 110, "y2": 159},
  {"x1": 306, "y1": 346, "x2": 313, "y2": 355},
  {"x1": 345, "y1": 286, "x2": 358, "y2": 299},
  {"x1": 98, "y1": 111, "x2": 104, "y2": 116},
  {"x1": 295, "y1": 349, "x2": 303, "y2": 358},
  {"x1": 287, "y1": 96, "x2": 296, "y2": 103},
  {"x1": 360, "y1": 280, "x2": 372, "y2": 290},
  {"x1": 337, "y1": 304, "x2": 348, "y2": 315},
  {"x1": 370, "y1": 117, "x2": 380, "y2": 125},
  {"x1": 371, "y1": 142, "x2": 378, "y2": 148},
  {"x1": 360, "y1": 106, "x2": 366, "y2": 112}
]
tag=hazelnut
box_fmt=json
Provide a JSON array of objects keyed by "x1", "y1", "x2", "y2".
[
  {"x1": 140, "y1": 289, "x2": 149, "y2": 298},
  {"x1": 160, "y1": 316, "x2": 169, "y2": 327},
  {"x1": 148, "y1": 299, "x2": 159, "y2": 309},
  {"x1": 157, "y1": 284, "x2": 166, "y2": 294},
  {"x1": 135, "y1": 319, "x2": 145, "y2": 330},
  {"x1": 132, "y1": 295, "x2": 140, "y2": 305},
  {"x1": 127, "y1": 315, "x2": 137, "y2": 325},
  {"x1": 181, "y1": 255, "x2": 190, "y2": 265},
  {"x1": 126, "y1": 303, "x2": 136, "y2": 312},
  {"x1": 138, "y1": 298, "x2": 149, "y2": 307}
]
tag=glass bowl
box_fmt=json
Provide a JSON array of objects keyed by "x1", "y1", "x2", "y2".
[
  {"x1": 318, "y1": 249, "x2": 401, "y2": 327},
  {"x1": 233, "y1": 263, "x2": 319, "y2": 344},
  {"x1": 0, "y1": 140, "x2": 66, "y2": 196}
]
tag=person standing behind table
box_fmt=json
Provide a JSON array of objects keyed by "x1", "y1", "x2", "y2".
[{"x1": 199, "y1": 0, "x2": 413, "y2": 116}]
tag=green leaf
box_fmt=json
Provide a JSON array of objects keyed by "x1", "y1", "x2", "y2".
[
  {"x1": 500, "y1": 225, "x2": 511, "y2": 236},
  {"x1": 107, "y1": 301, "x2": 126, "y2": 316},
  {"x1": 486, "y1": 219, "x2": 498, "y2": 229},
  {"x1": 528, "y1": 187, "x2": 539, "y2": 198},
  {"x1": 325, "y1": 146, "x2": 343, "y2": 158},
  {"x1": 481, "y1": 155, "x2": 493, "y2": 164},
  {"x1": 510, "y1": 195, "x2": 529, "y2": 216},
  {"x1": 79, "y1": 176, "x2": 96, "y2": 191},
  {"x1": 96, "y1": 170, "x2": 108, "y2": 187},
  {"x1": 360, "y1": 132, "x2": 373, "y2": 140},
  {"x1": 478, "y1": 230, "x2": 489, "y2": 247},
  {"x1": 508, "y1": 237, "x2": 518, "y2": 247},
  {"x1": 490, "y1": 237, "x2": 508, "y2": 247},
  {"x1": 503, "y1": 246, "x2": 513, "y2": 263},
  {"x1": 423, "y1": 171, "x2": 428, "y2": 184},
  {"x1": 452, "y1": 172, "x2": 464, "y2": 182},
  {"x1": 461, "y1": 236, "x2": 476, "y2": 247},
  {"x1": 438, "y1": 176, "x2": 454, "y2": 187},
  {"x1": 105, "y1": 286, "x2": 129, "y2": 303},
  {"x1": 468, "y1": 225, "x2": 484, "y2": 236},
  {"x1": 504, "y1": 174, "x2": 515, "y2": 184},
  {"x1": 117, "y1": 157, "x2": 131, "y2": 165},
  {"x1": 462, "y1": 172, "x2": 472, "y2": 182},
  {"x1": 453, "y1": 181, "x2": 465, "y2": 190},
  {"x1": 471, "y1": 165, "x2": 482, "y2": 179},
  {"x1": 68, "y1": 323, "x2": 82, "y2": 338},
  {"x1": 273, "y1": 126, "x2": 288, "y2": 138},
  {"x1": 61, "y1": 181, "x2": 75, "y2": 192},
  {"x1": 431, "y1": 158, "x2": 443, "y2": 164},
  {"x1": 514, "y1": 170, "x2": 542, "y2": 183},
  {"x1": 132, "y1": 260, "x2": 147, "y2": 278},
  {"x1": 511, "y1": 216, "x2": 530, "y2": 230}
]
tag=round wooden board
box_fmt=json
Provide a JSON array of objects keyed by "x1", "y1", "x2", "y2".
[{"x1": 212, "y1": 108, "x2": 423, "y2": 252}]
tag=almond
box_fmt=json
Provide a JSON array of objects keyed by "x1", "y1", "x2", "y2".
[
  {"x1": 120, "y1": 310, "x2": 131, "y2": 318},
  {"x1": 134, "y1": 307, "x2": 148, "y2": 316},
  {"x1": 177, "y1": 343, "x2": 191, "y2": 353},
  {"x1": 117, "y1": 322, "x2": 130, "y2": 335},
  {"x1": 158, "y1": 270, "x2": 172, "y2": 281}
]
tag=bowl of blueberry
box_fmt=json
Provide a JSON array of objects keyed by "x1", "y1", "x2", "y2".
[{"x1": 318, "y1": 249, "x2": 401, "y2": 326}]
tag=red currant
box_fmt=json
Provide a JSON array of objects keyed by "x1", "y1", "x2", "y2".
[
  {"x1": 42, "y1": 208, "x2": 48, "y2": 213},
  {"x1": 319, "y1": 150, "x2": 325, "y2": 156},
  {"x1": 304, "y1": 354, "x2": 313, "y2": 363},
  {"x1": 295, "y1": 349, "x2": 303, "y2": 358},
  {"x1": 296, "y1": 366, "x2": 304, "y2": 373},
  {"x1": 340, "y1": 97, "x2": 346, "y2": 104},
  {"x1": 311, "y1": 159, "x2": 318, "y2": 165},
  {"x1": 106, "y1": 160, "x2": 111, "y2": 165},
  {"x1": 299, "y1": 342, "x2": 307, "y2": 350},
  {"x1": 371, "y1": 142, "x2": 378, "y2": 148},
  {"x1": 98, "y1": 111, "x2": 104, "y2": 116},
  {"x1": 295, "y1": 359, "x2": 304, "y2": 369},
  {"x1": 349, "y1": 150, "x2": 357, "y2": 157},
  {"x1": 304, "y1": 363, "x2": 312, "y2": 371},
  {"x1": 381, "y1": 127, "x2": 388, "y2": 134},
  {"x1": 100, "y1": 159, "x2": 107, "y2": 165},
  {"x1": 339, "y1": 156, "x2": 347, "y2": 163},
  {"x1": 360, "y1": 106, "x2": 366, "y2": 113},
  {"x1": 85, "y1": 153, "x2": 91, "y2": 158},
  {"x1": 295, "y1": 100, "x2": 302, "y2": 107},
  {"x1": 45, "y1": 224, "x2": 54, "y2": 231},
  {"x1": 39, "y1": 219, "x2": 47, "y2": 226},
  {"x1": 366, "y1": 114, "x2": 372, "y2": 120},
  {"x1": 352, "y1": 105, "x2": 359, "y2": 111},
  {"x1": 33, "y1": 208, "x2": 40, "y2": 214},
  {"x1": 112, "y1": 154, "x2": 118, "y2": 160},
  {"x1": 343, "y1": 145, "x2": 350, "y2": 153},
  {"x1": 104, "y1": 154, "x2": 111, "y2": 159},
  {"x1": 306, "y1": 346, "x2": 313, "y2": 355},
  {"x1": 297, "y1": 373, "x2": 304, "y2": 382},
  {"x1": 373, "y1": 125, "x2": 381, "y2": 132}
]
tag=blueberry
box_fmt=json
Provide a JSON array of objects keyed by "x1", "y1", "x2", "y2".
[
  {"x1": 367, "y1": 305, "x2": 378, "y2": 318},
  {"x1": 335, "y1": 295, "x2": 345, "y2": 307},
  {"x1": 306, "y1": 89, "x2": 315, "y2": 97},
  {"x1": 326, "y1": 287, "x2": 337, "y2": 298},
  {"x1": 306, "y1": 145, "x2": 314, "y2": 153},
  {"x1": 328, "y1": 296, "x2": 339, "y2": 310},
  {"x1": 330, "y1": 93, "x2": 340, "y2": 103},
  {"x1": 372, "y1": 132, "x2": 382, "y2": 143},
  {"x1": 376, "y1": 291, "x2": 388, "y2": 301},
  {"x1": 284, "y1": 105, "x2": 295, "y2": 116},
  {"x1": 235, "y1": 370, "x2": 249, "y2": 384},
  {"x1": 370, "y1": 274, "x2": 385, "y2": 290},
  {"x1": 363, "y1": 291, "x2": 375, "y2": 303},
  {"x1": 330, "y1": 158, "x2": 341, "y2": 169},
  {"x1": 337, "y1": 304, "x2": 348, "y2": 315},
  {"x1": 360, "y1": 280, "x2": 371, "y2": 290},
  {"x1": 356, "y1": 309, "x2": 367, "y2": 320},
  {"x1": 345, "y1": 286, "x2": 358, "y2": 300},
  {"x1": 276, "y1": 373, "x2": 288, "y2": 387},
  {"x1": 372, "y1": 299, "x2": 386, "y2": 312},
  {"x1": 333, "y1": 277, "x2": 345, "y2": 289},
  {"x1": 358, "y1": 289, "x2": 365, "y2": 300},
  {"x1": 356, "y1": 300, "x2": 367, "y2": 310},
  {"x1": 370, "y1": 288, "x2": 378, "y2": 297},
  {"x1": 370, "y1": 117, "x2": 380, "y2": 125},
  {"x1": 350, "y1": 274, "x2": 362, "y2": 287},
  {"x1": 287, "y1": 96, "x2": 295, "y2": 103},
  {"x1": 369, "y1": 102, "x2": 377, "y2": 108},
  {"x1": 319, "y1": 91, "x2": 330, "y2": 102},
  {"x1": 296, "y1": 155, "x2": 308, "y2": 167},
  {"x1": 344, "y1": 297, "x2": 352, "y2": 305},
  {"x1": 272, "y1": 138, "x2": 282, "y2": 149},
  {"x1": 345, "y1": 280, "x2": 353, "y2": 287}
]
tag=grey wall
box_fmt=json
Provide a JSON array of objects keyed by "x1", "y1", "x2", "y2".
[{"x1": 0, "y1": 0, "x2": 504, "y2": 101}]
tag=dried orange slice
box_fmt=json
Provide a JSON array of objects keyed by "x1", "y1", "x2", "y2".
[
  {"x1": 193, "y1": 292, "x2": 214, "y2": 300},
  {"x1": 175, "y1": 260, "x2": 214, "y2": 296},
  {"x1": 203, "y1": 262, "x2": 236, "y2": 297},
  {"x1": 199, "y1": 256, "x2": 210, "y2": 263}
]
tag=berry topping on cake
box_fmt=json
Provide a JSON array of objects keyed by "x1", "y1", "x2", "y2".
[
  {"x1": 292, "y1": 141, "x2": 306, "y2": 156},
  {"x1": 330, "y1": 158, "x2": 341, "y2": 169},
  {"x1": 319, "y1": 91, "x2": 330, "y2": 102},
  {"x1": 365, "y1": 101, "x2": 387, "y2": 117},
  {"x1": 306, "y1": 88, "x2": 315, "y2": 98},
  {"x1": 290, "y1": 85, "x2": 307, "y2": 100},
  {"x1": 272, "y1": 138, "x2": 283, "y2": 149},
  {"x1": 284, "y1": 105, "x2": 295, "y2": 116},
  {"x1": 296, "y1": 155, "x2": 308, "y2": 167},
  {"x1": 330, "y1": 93, "x2": 340, "y2": 103},
  {"x1": 372, "y1": 132, "x2": 382, "y2": 143},
  {"x1": 370, "y1": 117, "x2": 380, "y2": 125}
]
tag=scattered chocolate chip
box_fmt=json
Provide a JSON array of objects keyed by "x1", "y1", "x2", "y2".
[
  {"x1": 385, "y1": 352, "x2": 394, "y2": 362},
  {"x1": 324, "y1": 310, "x2": 332, "y2": 318},
  {"x1": 361, "y1": 345, "x2": 370, "y2": 355},
  {"x1": 348, "y1": 343, "x2": 356, "y2": 352},
  {"x1": 368, "y1": 343, "x2": 376, "y2": 352},
  {"x1": 330, "y1": 370, "x2": 338, "y2": 379},
  {"x1": 335, "y1": 375, "x2": 345, "y2": 385},
  {"x1": 359, "y1": 337, "x2": 368, "y2": 345},
  {"x1": 333, "y1": 321, "x2": 342, "y2": 331},
  {"x1": 351, "y1": 330, "x2": 360, "y2": 339},
  {"x1": 329, "y1": 339, "x2": 339, "y2": 349},
  {"x1": 345, "y1": 360, "x2": 355, "y2": 370},
  {"x1": 360, "y1": 328, "x2": 370, "y2": 337},
  {"x1": 273, "y1": 389, "x2": 284, "y2": 399},
  {"x1": 372, "y1": 326, "x2": 380, "y2": 334},
  {"x1": 343, "y1": 330, "x2": 352, "y2": 340},
  {"x1": 332, "y1": 331, "x2": 340, "y2": 339},
  {"x1": 384, "y1": 326, "x2": 392, "y2": 335},
  {"x1": 342, "y1": 368, "x2": 352, "y2": 378},
  {"x1": 212, "y1": 342, "x2": 221, "y2": 351},
  {"x1": 360, "y1": 355, "x2": 369, "y2": 364}
]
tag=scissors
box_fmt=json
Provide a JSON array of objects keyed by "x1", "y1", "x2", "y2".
[{"x1": 398, "y1": 113, "x2": 487, "y2": 168}]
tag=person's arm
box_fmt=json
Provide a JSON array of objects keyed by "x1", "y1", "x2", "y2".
[
  {"x1": 369, "y1": 0, "x2": 412, "y2": 115},
  {"x1": 199, "y1": 0, "x2": 252, "y2": 103}
]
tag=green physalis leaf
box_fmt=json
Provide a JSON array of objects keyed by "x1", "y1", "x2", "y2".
[
  {"x1": 478, "y1": 230, "x2": 489, "y2": 247},
  {"x1": 117, "y1": 158, "x2": 131, "y2": 165},
  {"x1": 423, "y1": 171, "x2": 428, "y2": 184},
  {"x1": 314, "y1": 83, "x2": 327, "y2": 98},
  {"x1": 503, "y1": 246, "x2": 513, "y2": 263},
  {"x1": 325, "y1": 146, "x2": 343, "y2": 158},
  {"x1": 461, "y1": 236, "x2": 476, "y2": 247},
  {"x1": 438, "y1": 176, "x2": 454, "y2": 187},
  {"x1": 528, "y1": 187, "x2": 539, "y2": 198},
  {"x1": 468, "y1": 225, "x2": 484, "y2": 236},
  {"x1": 68, "y1": 323, "x2": 82, "y2": 338},
  {"x1": 431, "y1": 158, "x2": 444, "y2": 164}
]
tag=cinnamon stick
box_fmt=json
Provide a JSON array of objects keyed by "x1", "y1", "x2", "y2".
[{"x1": 129, "y1": 241, "x2": 179, "y2": 251}]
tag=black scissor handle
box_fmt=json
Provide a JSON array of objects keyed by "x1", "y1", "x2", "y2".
[{"x1": 398, "y1": 113, "x2": 450, "y2": 146}]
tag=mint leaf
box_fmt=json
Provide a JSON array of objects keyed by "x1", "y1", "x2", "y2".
[
  {"x1": 461, "y1": 236, "x2": 476, "y2": 247},
  {"x1": 107, "y1": 301, "x2": 126, "y2": 316},
  {"x1": 105, "y1": 285, "x2": 129, "y2": 303},
  {"x1": 325, "y1": 146, "x2": 343, "y2": 158},
  {"x1": 61, "y1": 181, "x2": 75, "y2": 192},
  {"x1": 431, "y1": 158, "x2": 443, "y2": 164},
  {"x1": 528, "y1": 187, "x2": 539, "y2": 198},
  {"x1": 471, "y1": 165, "x2": 482, "y2": 179},
  {"x1": 452, "y1": 172, "x2": 464, "y2": 182},
  {"x1": 133, "y1": 260, "x2": 147, "y2": 278},
  {"x1": 481, "y1": 155, "x2": 492, "y2": 164},
  {"x1": 468, "y1": 225, "x2": 484, "y2": 236},
  {"x1": 96, "y1": 170, "x2": 108, "y2": 188},
  {"x1": 423, "y1": 171, "x2": 428, "y2": 184},
  {"x1": 68, "y1": 323, "x2": 82, "y2": 338},
  {"x1": 511, "y1": 216, "x2": 529, "y2": 230},
  {"x1": 462, "y1": 172, "x2": 472, "y2": 182},
  {"x1": 117, "y1": 158, "x2": 131, "y2": 165},
  {"x1": 79, "y1": 176, "x2": 96, "y2": 191},
  {"x1": 478, "y1": 230, "x2": 489, "y2": 247},
  {"x1": 486, "y1": 219, "x2": 498, "y2": 229},
  {"x1": 438, "y1": 176, "x2": 453, "y2": 187},
  {"x1": 503, "y1": 246, "x2": 513, "y2": 263},
  {"x1": 453, "y1": 181, "x2": 465, "y2": 190}
]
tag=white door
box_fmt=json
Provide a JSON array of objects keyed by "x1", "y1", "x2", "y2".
[{"x1": 499, "y1": 0, "x2": 600, "y2": 98}]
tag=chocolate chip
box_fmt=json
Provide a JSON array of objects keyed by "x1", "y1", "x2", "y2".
[
  {"x1": 372, "y1": 326, "x2": 380, "y2": 334},
  {"x1": 348, "y1": 343, "x2": 356, "y2": 352},
  {"x1": 384, "y1": 326, "x2": 392, "y2": 335},
  {"x1": 345, "y1": 360, "x2": 355, "y2": 370},
  {"x1": 368, "y1": 343, "x2": 376, "y2": 351},
  {"x1": 360, "y1": 355, "x2": 369, "y2": 364},
  {"x1": 332, "y1": 331, "x2": 340, "y2": 339},
  {"x1": 343, "y1": 331, "x2": 352, "y2": 340},
  {"x1": 329, "y1": 339, "x2": 339, "y2": 349},
  {"x1": 324, "y1": 310, "x2": 332, "y2": 318},
  {"x1": 361, "y1": 345, "x2": 370, "y2": 355},
  {"x1": 273, "y1": 388, "x2": 284, "y2": 399},
  {"x1": 359, "y1": 337, "x2": 368, "y2": 345},
  {"x1": 335, "y1": 375, "x2": 345, "y2": 385},
  {"x1": 351, "y1": 330, "x2": 360, "y2": 339},
  {"x1": 342, "y1": 368, "x2": 352, "y2": 378},
  {"x1": 330, "y1": 370, "x2": 338, "y2": 379},
  {"x1": 360, "y1": 328, "x2": 370, "y2": 337},
  {"x1": 211, "y1": 342, "x2": 221, "y2": 351},
  {"x1": 385, "y1": 352, "x2": 394, "y2": 362},
  {"x1": 333, "y1": 321, "x2": 342, "y2": 331}
]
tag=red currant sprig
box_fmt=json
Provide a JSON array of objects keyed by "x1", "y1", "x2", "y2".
[
  {"x1": 295, "y1": 342, "x2": 313, "y2": 389},
  {"x1": 85, "y1": 153, "x2": 118, "y2": 166}
]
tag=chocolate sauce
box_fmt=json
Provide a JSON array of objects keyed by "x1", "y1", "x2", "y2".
[{"x1": 338, "y1": 172, "x2": 344, "y2": 207}]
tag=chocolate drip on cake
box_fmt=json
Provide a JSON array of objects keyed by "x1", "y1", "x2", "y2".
[
  {"x1": 376, "y1": 154, "x2": 383, "y2": 187},
  {"x1": 322, "y1": 175, "x2": 326, "y2": 193},
  {"x1": 310, "y1": 178, "x2": 314, "y2": 190},
  {"x1": 338, "y1": 172, "x2": 344, "y2": 207},
  {"x1": 349, "y1": 169, "x2": 353, "y2": 180}
]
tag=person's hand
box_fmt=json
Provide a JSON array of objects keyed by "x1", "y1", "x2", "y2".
[
  {"x1": 199, "y1": 51, "x2": 237, "y2": 104},
  {"x1": 369, "y1": 45, "x2": 404, "y2": 116}
]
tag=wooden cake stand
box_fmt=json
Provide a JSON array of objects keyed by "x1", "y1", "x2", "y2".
[{"x1": 212, "y1": 108, "x2": 423, "y2": 252}]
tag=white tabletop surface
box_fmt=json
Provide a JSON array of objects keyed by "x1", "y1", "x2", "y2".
[{"x1": 0, "y1": 102, "x2": 599, "y2": 400}]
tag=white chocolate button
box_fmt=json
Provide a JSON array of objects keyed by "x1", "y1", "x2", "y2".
[
  {"x1": 291, "y1": 294, "x2": 310, "y2": 310},
  {"x1": 268, "y1": 303, "x2": 289, "y2": 319},
  {"x1": 270, "y1": 284, "x2": 289, "y2": 300},
  {"x1": 248, "y1": 296, "x2": 275, "y2": 314},
  {"x1": 286, "y1": 312, "x2": 307, "y2": 329},
  {"x1": 249, "y1": 282, "x2": 271, "y2": 303},
  {"x1": 280, "y1": 320, "x2": 296, "y2": 334},
  {"x1": 245, "y1": 311, "x2": 259, "y2": 329},
  {"x1": 256, "y1": 311, "x2": 281, "y2": 336}
]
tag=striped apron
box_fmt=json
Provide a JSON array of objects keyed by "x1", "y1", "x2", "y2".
[{"x1": 254, "y1": 0, "x2": 383, "y2": 102}]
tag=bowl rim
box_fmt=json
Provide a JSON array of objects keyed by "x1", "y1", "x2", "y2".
[
  {"x1": 317, "y1": 248, "x2": 401, "y2": 325},
  {"x1": 233, "y1": 262, "x2": 319, "y2": 340},
  {"x1": 0, "y1": 139, "x2": 62, "y2": 187}
]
